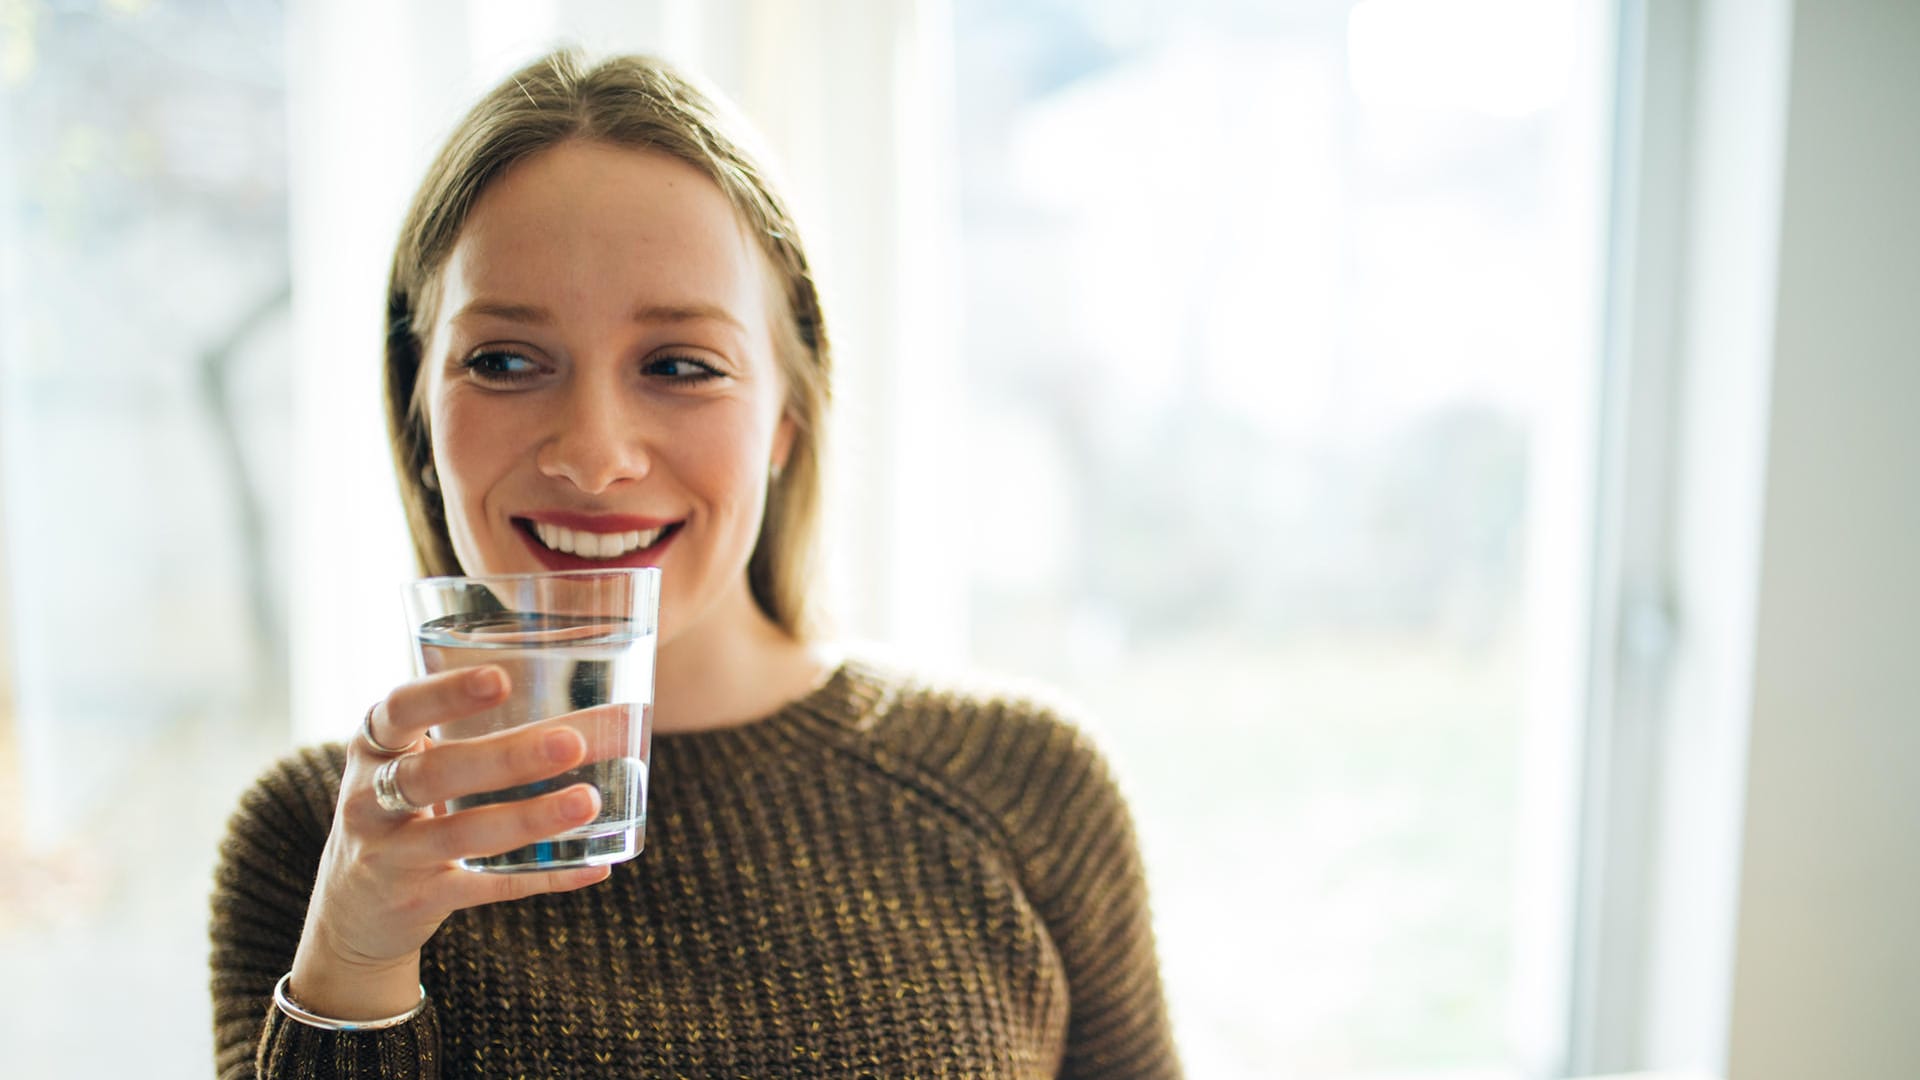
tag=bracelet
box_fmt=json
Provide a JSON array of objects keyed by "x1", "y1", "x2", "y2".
[{"x1": 272, "y1": 972, "x2": 426, "y2": 1033}]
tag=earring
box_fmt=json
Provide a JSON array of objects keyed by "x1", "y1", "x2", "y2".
[
  {"x1": 421, "y1": 461, "x2": 440, "y2": 493},
  {"x1": 770, "y1": 460, "x2": 785, "y2": 482}
]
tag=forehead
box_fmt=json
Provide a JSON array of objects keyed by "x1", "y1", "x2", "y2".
[{"x1": 437, "y1": 140, "x2": 765, "y2": 325}]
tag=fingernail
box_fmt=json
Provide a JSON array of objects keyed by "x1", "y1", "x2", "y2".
[
  {"x1": 561, "y1": 786, "x2": 597, "y2": 819},
  {"x1": 468, "y1": 668, "x2": 504, "y2": 698},
  {"x1": 544, "y1": 729, "x2": 579, "y2": 762}
]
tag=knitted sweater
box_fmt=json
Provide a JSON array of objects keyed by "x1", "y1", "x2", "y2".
[{"x1": 210, "y1": 661, "x2": 1182, "y2": 1078}]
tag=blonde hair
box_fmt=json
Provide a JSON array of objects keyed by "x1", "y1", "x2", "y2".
[{"x1": 383, "y1": 49, "x2": 831, "y2": 639}]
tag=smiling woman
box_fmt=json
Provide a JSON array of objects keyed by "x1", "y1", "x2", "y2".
[
  {"x1": 208, "y1": 49, "x2": 1182, "y2": 1079},
  {"x1": 419, "y1": 144, "x2": 796, "y2": 672},
  {"x1": 383, "y1": 70, "x2": 831, "y2": 649}
]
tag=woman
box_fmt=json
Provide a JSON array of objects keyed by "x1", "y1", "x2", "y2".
[{"x1": 211, "y1": 50, "x2": 1180, "y2": 1079}]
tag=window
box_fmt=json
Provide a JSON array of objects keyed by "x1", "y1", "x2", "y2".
[
  {"x1": 0, "y1": 3, "x2": 1622, "y2": 1074},
  {"x1": 947, "y1": 1, "x2": 1615, "y2": 1074},
  {"x1": 0, "y1": 3, "x2": 291, "y2": 1074}
]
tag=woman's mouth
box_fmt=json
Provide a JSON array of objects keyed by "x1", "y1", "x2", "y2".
[{"x1": 513, "y1": 516, "x2": 683, "y2": 568}]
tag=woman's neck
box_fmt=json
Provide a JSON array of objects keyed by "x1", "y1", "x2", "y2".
[{"x1": 650, "y1": 587, "x2": 834, "y2": 734}]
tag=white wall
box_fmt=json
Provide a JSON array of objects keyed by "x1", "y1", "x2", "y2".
[
  {"x1": 1724, "y1": 1, "x2": 1920, "y2": 1077},
  {"x1": 1594, "y1": 1, "x2": 1920, "y2": 1075},
  {"x1": 1635, "y1": 0, "x2": 1793, "y2": 1073}
]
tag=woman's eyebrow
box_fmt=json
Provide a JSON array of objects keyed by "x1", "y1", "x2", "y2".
[
  {"x1": 450, "y1": 299, "x2": 746, "y2": 334},
  {"x1": 454, "y1": 299, "x2": 554, "y2": 325},
  {"x1": 632, "y1": 302, "x2": 746, "y2": 333}
]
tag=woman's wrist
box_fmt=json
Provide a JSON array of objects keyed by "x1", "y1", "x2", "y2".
[{"x1": 288, "y1": 939, "x2": 424, "y2": 1022}]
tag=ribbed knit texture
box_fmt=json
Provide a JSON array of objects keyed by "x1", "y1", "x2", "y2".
[{"x1": 210, "y1": 660, "x2": 1181, "y2": 1078}]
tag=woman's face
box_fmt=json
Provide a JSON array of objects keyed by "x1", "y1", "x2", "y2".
[{"x1": 421, "y1": 140, "x2": 794, "y2": 648}]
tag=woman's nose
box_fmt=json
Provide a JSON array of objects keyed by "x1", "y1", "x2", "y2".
[{"x1": 535, "y1": 385, "x2": 650, "y2": 494}]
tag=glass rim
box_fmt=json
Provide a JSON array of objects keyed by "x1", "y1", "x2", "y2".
[{"x1": 407, "y1": 567, "x2": 662, "y2": 590}]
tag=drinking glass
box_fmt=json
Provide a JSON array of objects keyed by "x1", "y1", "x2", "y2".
[{"x1": 401, "y1": 568, "x2": 660, "y2": 872}]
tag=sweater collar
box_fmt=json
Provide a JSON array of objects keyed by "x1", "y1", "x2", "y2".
[{"x1": 647, "y1": 658, "x2": 896, "y2": 767}]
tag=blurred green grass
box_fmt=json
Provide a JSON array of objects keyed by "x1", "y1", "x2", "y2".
[{"x1": 975, "y1": 606, "x2": 1523, "y2": 1078}]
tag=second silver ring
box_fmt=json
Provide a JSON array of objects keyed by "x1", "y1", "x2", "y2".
[
  {"x1": 360, "y1": 703, "x2": 418, "y2": 757},
  {"x1": 373, "y1": 757, "x2": 428, "y2": 815}
]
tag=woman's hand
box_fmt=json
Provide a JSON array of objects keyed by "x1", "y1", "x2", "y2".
[{"x1": 286, "y1": 665, "x2": 612, "y2": 1020}]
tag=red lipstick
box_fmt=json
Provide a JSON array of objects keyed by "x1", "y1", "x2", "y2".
[
  {"x1": 519, "y1": 510, "x2": 678, "y2": 531},
  {"x1": 512, "y1": 513, "x2": 682, "y2": 571}
]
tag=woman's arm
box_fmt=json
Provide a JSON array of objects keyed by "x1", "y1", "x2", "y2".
[
  {"x1": 212, "y1": 666, "x2": 613, "y2": 1077},
  {"x1": 867, "y1": 680, "x2": 1186, "y2": 1079},
  {"x1": 209, "y1": 745, "x2": 443, "y2": 1080},
  {"x1": 1022, "y1": 723, "x2": 1183, "y2": 1080}
]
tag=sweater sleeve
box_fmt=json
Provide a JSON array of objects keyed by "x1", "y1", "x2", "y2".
[
  {"x1": 1008, "y1": 710, "x2": 1183, "y2": 1080},
  {"x1": 873, "y1": 683, "x2": 1184, "y2": 1080},
  {"x1": 209, "y1": 745, "x2": 442, "y2": 1079}
]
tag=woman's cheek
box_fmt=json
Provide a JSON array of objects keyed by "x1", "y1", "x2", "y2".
[
  {"x1": 432, "y1": 402, "x2": 508, "y2": 570},
  {"x1": 714, "y1": 407, "x2": 777, "y2": 492}
]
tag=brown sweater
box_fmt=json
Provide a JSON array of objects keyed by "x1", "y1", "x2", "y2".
[{"x1": 210, "y1": 660, "x2": 1182, "y2": 1078}]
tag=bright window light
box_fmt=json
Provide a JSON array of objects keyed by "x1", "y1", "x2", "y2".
[{"x1": 1348, "y1": 0, "x2": 1578, "y2": 117}]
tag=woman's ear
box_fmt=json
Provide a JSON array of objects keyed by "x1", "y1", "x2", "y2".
[{"x1": 771, "y1": 411, "x2": 797, "y2": 476}]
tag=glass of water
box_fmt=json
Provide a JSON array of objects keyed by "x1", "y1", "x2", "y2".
[{"x1": 401, "y1": 568, "x2": 660, "y2": 872}]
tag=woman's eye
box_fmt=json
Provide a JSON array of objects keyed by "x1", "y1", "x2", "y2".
[
  {"x1": 462, "y1": 351, "x2": 541, "y2": 383},
  {"x1": 646, "y1": 354, "x2": 723, "y2": 382}
]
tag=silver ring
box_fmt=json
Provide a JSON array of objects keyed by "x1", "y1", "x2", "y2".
[
  {"x1": 360, "y1": 703, "x2": 417, "y2": 757},
  {"x1": 373, "y1": 757, "x2": 428, "y2": 815}
]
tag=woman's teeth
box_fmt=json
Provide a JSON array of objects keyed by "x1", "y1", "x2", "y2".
[{"x1": 531, "y1": 522, "x2": 666, "y2": 558}]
